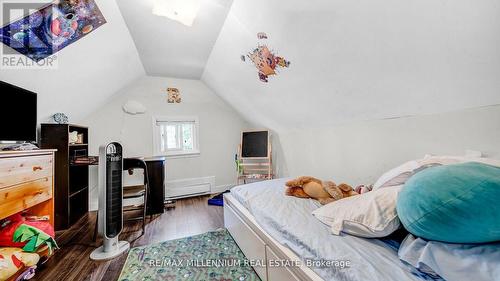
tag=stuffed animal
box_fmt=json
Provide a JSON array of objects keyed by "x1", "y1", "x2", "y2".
[
  {"x1": 285, "y1": 176, "x2": 358, "y2": 204},
  {"x1": 0, "y1": 214, "x2": 58, "y2": 255},
  {"x1": 0, "y1": 247, "x2": 39, "y2": 281}
]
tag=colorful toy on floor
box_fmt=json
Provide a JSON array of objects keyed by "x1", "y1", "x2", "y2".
[
  {"x1": 16, "y1": 266, "x2": 37, "y2": 281},
  {"x1": 13, "y1": 225, "x2": 58, "y2": 255},
  {"x1": 0, "y1": 214, "x2": 58, "y2": 255},
  {"x1": 0, "y1": 247, "x2": 39, "y2": 281},
  {"x1": 208, "y1": 191, "x2": 230, "y2": 206}
]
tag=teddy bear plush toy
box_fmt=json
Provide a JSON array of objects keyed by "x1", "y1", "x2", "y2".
[{"x1": 285, "y1": 176, "x2": 359, "y2": 204}]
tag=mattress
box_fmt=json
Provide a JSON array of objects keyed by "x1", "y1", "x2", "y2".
[{"x1": 231, "y1": 178, "x2": 443, "y2": 281}]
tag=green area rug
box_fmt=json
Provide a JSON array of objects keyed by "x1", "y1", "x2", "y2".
[{"x1": 118, "y1": 229, "x2": 261, "y2": 281}]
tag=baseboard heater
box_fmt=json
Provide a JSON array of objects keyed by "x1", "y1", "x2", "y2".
[{"x1": 165, "y1": 176, "x2": 215, "y2": 199}]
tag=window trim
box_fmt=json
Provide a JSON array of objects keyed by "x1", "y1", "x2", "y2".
[{"x1": 152, "y1": 116, "x2": 200, "y2": 158}]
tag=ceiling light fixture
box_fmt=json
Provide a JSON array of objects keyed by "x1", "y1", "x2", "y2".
[{"x1": 152, "y1": 0, "x2": 201, "y2": 27}]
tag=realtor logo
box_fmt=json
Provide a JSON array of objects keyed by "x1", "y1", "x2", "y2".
[{"x1": 0, "y1": 1, "x2": 58, "y2": 69}]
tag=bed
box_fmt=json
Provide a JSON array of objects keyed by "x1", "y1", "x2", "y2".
[{"x1": 223, "y1": 178, "x2": 443, "y2": 281}]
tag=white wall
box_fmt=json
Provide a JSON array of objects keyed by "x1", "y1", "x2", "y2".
[
  {"x1": 82, "y1": 76, "x2": 250, "y2": 209},
  {"x1": 0, "y1": 0, "x2": 144, "y2": 123},
  {"x1": 202, "y1": 0, "x2": 500, "y2": 187},
  {"x1": 278, "y1": 105, "x2": 500, "y2": 185},
  {"x1": 203, "y1": 0, "x2": 500, "y2": 132}
]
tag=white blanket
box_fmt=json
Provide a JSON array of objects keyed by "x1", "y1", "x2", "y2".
[{"x1": 231, "y1": 178, "x2": 442, "y2": 281}]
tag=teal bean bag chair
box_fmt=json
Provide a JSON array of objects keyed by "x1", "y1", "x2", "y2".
[{"x1": 397, "y1": 162, "x2": 500, "y2": 243}]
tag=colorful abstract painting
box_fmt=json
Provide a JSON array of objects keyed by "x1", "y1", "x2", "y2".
[
  {"x1": 243, "y1": 33, "x2": 290, "y2": 83},
  {"x1": 0, "y1": 0, "x2": 106, "y2": 61}
]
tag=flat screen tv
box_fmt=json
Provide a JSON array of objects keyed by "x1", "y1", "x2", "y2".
[
  {"x1": 0, "y1": 81, "x2": 37, "y2": 142},
  {"x1": 241, "y1": 130, "x2": 269, "y2": 158}
]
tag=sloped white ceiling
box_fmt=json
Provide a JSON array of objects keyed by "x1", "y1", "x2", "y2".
[
  {"x1": 0, "y1": 0, "x2": 145, "y2": 123},
  {"x1": 2, "y1": 0, "x2": 500, "y2": 132},
  {"x1": 116, "y1": 0, "x2": 233, "y2": 79},
  {"x1": 202, "y1": 0, "x2": 500, "y2": 132}
]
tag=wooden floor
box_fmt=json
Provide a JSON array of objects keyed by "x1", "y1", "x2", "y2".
[{"x1": 33, "y1": 196, "x2": 224, "y2": 281}]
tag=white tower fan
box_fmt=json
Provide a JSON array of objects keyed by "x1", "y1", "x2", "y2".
[{"x1": 90, "y1": 142, "x2": 130, "y2": 260}]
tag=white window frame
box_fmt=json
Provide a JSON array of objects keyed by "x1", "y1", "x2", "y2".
[{"x1": 152, "y1": 116, "x2": 200, "y2": 158}]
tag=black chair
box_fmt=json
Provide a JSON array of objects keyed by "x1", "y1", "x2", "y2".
[
  {"x1": 93, "y1": 158, "x2": 150, "y2": 241},
  {"x1": 122, "y1": 158, "x2": 150, "y2": 234}
]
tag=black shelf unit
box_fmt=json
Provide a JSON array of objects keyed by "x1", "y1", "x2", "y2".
[{"x1": 40, "y1": 124, "x2": 89, "y2": 230}]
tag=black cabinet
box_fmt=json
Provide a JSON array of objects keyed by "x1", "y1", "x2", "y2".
[{"x1": 40, "y1": 124, "x2": 89, "y2": 230}]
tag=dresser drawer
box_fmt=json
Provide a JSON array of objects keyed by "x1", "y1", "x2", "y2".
[
  {"x1": 0, "y1": 155, "x2": 54, "y2": 189},
  {"x1": 0, "y1": 177, "x2": 53, "y2": 219}
]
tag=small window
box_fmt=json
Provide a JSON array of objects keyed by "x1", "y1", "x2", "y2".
[{"x1": 153, "y1": 116, "x2": 200, "y2": 157}]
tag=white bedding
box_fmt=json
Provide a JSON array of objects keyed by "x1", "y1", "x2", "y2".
[
  {"x1": 399, "y1": 234, "x2": 500, "y2": 281},
  {"x1": 231, "y1": 178, "x2": 442, "y2": 281}
]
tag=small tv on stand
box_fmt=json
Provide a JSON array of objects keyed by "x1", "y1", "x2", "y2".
[{"x1": 0, "y1": 81, "x2": 37, "y2": 148}]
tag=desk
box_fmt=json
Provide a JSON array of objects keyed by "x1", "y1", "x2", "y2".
[
  {"x1": 142, "y1": 157, "x2": 166, "y2": 215},
  {"x1": 85, "y1": 156, "x2": 166, "y2": 216}
]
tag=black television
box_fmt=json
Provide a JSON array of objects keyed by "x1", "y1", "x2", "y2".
[{"x1": 0, "y1": 81, "x2": 37, "y2": 142}]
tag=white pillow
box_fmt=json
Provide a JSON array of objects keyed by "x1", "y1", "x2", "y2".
[
  {"x1": 373, "y1": 155, "x2": 500, "y2": 190},
  {"x1": 372, "y1": 160, "x2": 421, "y2": 189},
  {"x1": 312, "y1": 186, "x2": 402, "y2": 238},
  {"x1": 373, "y1": 156, "x2": 464, "y2": 190}
]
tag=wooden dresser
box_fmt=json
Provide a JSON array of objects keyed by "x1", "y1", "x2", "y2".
[{"x1": 0, "y1": 149, "x2": 56, "y2": 226}]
